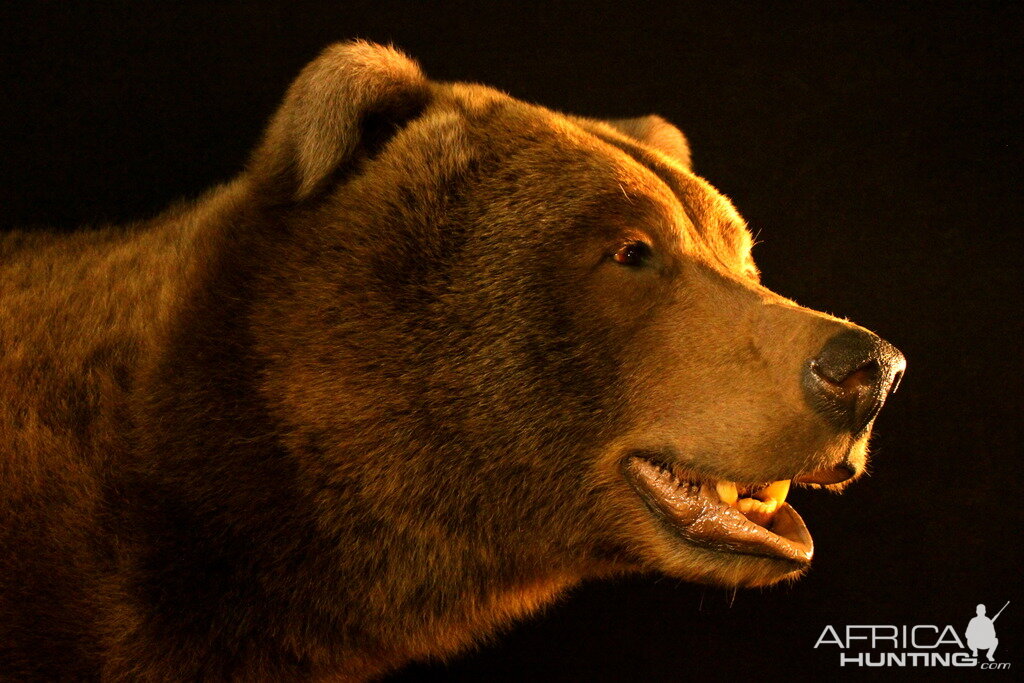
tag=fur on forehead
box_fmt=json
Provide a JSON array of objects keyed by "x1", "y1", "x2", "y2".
[
  {"x1": 248, "y1": 39, "x2": 694, "y2": 201},
  {"x1": 248, "y1": 39, "x2": 746, "y2": 265},
  {"x1": 341, "y1": 88, "x2": 718, "y2": 268}
]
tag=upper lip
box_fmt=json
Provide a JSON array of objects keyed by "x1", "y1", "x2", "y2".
[
  {"x1": 623, "y1": 456, "x2": 821, "y2": 566},
  {"x1": 793, "y1": 463, "x2": 858, "y2": 487}
]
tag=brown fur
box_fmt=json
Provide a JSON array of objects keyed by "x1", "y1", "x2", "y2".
[{"x1": 1, "y1": 42, "x2": 886, "y2": 679}]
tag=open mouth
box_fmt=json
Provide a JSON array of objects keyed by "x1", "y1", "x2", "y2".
[{"x1": 623, "y1": 456, "x2": 815, "y2": 567}]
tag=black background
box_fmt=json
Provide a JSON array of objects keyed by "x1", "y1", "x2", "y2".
[{"x1": 1, "y1": 2, "x2": 1020, "y2": 680}]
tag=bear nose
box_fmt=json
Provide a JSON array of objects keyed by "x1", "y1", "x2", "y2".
[{"x1": 804, "y1": 330, "x2": 906, "y2": 435}]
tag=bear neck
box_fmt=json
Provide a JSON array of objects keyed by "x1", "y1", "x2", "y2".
[{"x1": 112, "y1": 180, "x2": 583, "y2": 677}]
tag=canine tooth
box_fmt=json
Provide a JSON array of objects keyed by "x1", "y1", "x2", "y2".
[
  {"x1": 715, "y1": 481, "x2": 738, "y2": 505},
  {"x1": 760, "y1": 479, "x2": 791, "y2": 504}
]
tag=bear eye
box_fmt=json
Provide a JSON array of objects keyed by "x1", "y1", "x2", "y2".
[{"x1": 612, "y1": 241, "x2": 651, "y2": 267}]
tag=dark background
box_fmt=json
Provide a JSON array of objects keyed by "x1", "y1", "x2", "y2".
[{"x1": 1, "y1": 2, "x2": 1019, "y2": 680}]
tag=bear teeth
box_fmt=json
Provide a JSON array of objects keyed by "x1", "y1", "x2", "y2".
[
  {"x1": 715, "y1": 481, "x2": 739, "y2": 505},
  {"x1": 758, "y1": 479, "x2": 791, "y2": 505},
  {"x1": 648, "y1": 462, "x2": 792, "y2": 526},
  {"x1": 711, "y1": 479, "x2": 790, "y2": 507},
  {"x1": 713, "y1": 479, "x2": 792, "y2": 526}
]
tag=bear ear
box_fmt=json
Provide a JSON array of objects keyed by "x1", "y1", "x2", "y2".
[
  {"x1": 250, "y1": 41, "x2": 430, "y2": 201},
  {"x1": 604, "y1": 115, "x2": 692, "y2": 170}
]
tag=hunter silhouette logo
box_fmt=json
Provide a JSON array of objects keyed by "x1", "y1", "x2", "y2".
[
  {"x1": 814, "y1": 601, "x2": 1011, "y2": 669},
  {"x1": 967, "y1": 602, "x2": 1008, "y2": 663}
]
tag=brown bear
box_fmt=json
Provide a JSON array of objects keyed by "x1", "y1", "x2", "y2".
[{"x1": 0, "y1": 41, "x2": 905, "y2": 680}]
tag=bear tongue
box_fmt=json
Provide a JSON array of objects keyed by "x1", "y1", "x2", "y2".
[{"x1": 626, "y1": 458, "x2": 814, "y2": 565}]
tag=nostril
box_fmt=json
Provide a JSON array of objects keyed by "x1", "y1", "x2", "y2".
[
  {"x1": 810, "y1": 359, "x2": 878, "y2": 403},
  {"x1": 889, "y1": 368, "x2": 905, "y2": 395},
  {"x1": 837, "y1": 360, "x2": 879, "y2": 395}
]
